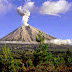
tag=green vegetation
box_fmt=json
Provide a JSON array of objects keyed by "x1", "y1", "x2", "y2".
[
  {"x1": 0, "y1": 32, "x2": 72, "y2": 72},
  {"x1": 36, "y1": 31, "x2": 45, "y2": 44},
  {"x1": 0, "y1": 44, "x2": 21, "y2": 72}
]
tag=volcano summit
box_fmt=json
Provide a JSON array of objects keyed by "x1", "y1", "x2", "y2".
[{"x1": 0, "y1": 25, "x2": 56, "y2": 42}]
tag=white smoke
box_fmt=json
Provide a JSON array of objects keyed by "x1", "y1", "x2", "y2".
[
  {"x1": 49, "y1": 39, "x2": 72, "y2": 45},
  {"x1": 39, "y1": 0, "x2": 72, "y2": 16},
  {"x1": 17, "y1": 0, "x2": 72, "y2": 26},
  {"x1": 17, "y1": 0, "x2": 72, "y2": 25},
  {"x1": 17, "y1": 1, "x2": 34, "y2": 26}
]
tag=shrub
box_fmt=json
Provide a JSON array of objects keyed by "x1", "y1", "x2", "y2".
[
  {"x1": 33, "y1": 32, "x2": 53, "y2": 67},
  {"x1": 36, "y1": 31, "x2": 45, "y2": 45},
  {"x1": 64, "y1": 48, "x2": 72, "y2": 66},
  {"x1": 27, "y1": 58, "x2": 34, "y2": 67},
  {"x1": 66, "y1": 48, "x2": 71, "y2": 56},
  {"x1": 68, "y1": 56, "x2": 72, "y2": 65},
  {"x1": 0, "y1": 44, "x2": 20, "y2": 72}
]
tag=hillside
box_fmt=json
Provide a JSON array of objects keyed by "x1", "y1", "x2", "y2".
[{"x1": 0, "y1": 25, "x2": 56, "y2": 41}]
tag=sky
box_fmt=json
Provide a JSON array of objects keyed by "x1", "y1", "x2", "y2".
[{"x1": 0, "y1": 0, "x2": 72, "y2": 40}]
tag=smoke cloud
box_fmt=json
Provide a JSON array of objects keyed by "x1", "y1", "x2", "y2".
[
  {"x1": 0, "y1": 0, "x2": 13, "y2": 15},
  {"x1": 17, "y1": 1, "x2": 35, "y2": 26},
  {"x1": 39, "y1": 0, "x2": 72, "y2": 16},
  {"x1": 17, "y1": 0, "x2": 72, "y2": 26}
]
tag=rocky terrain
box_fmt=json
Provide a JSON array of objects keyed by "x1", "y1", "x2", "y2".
[{"x1": 0, "y1": 25, "x2": 56, "y2": 41}]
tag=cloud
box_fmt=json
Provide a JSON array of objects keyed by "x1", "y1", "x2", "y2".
[
  {"x1": 49, "y1": 39, "x2": 72, "y2": 45},
  {"x1": 25, "y1": 0, "x2": 31, "y2": 2},
  {"x1": 39, "y1": 0, "x2": 72, "y2": 16},
  {"x1": 0, "y1": 0, "x2": 14, "y2": 15}
]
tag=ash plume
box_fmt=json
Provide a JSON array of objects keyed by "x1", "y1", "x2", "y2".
[{"x1": 17, "y1": 1, "x2": 34, "y2": 26}]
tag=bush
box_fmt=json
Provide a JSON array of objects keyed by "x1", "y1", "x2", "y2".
[
  {"x1": 66, "y1": 48, "x2": 71, "y2": 56},
  {"x1": 0, "y1": 33, "x2": 72, "y2": 71},
  {"x1": 0, "y1": 44, "x2": 21, "y2": 72},
  {"x1": 64, "y1": 48, "x2": 72, "y2": 66},
  {"x1": 68, "y1": 56, "x2": 72, "y2": 65}
]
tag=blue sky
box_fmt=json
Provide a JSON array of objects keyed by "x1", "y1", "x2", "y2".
[{"x1": 0, "y1": 0, "x2": 72, "y2": 39}]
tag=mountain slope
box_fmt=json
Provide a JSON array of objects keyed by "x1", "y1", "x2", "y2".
[{"x1": 0, "y1": 25, "x2": 56, "y2": 42}]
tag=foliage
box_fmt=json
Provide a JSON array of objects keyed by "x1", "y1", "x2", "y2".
[
  {"x1": 68, "y1": 56, "x2": 72, "y2": 64},
  {"x1": 64, "y1": 48, "x2": 72, "y2": 66},
  {"x1": 36, "y1": 31, "x2": 45, "y2": 44},
  {"x1": 0, "y1": 33, "x2": 72, "y2": 71},
  {"x1": 66, "y1": 48, "x2": 71, "y2": 56},
  {"x1": 0, "y1": 44, "x2": 21, "y2": 72}
]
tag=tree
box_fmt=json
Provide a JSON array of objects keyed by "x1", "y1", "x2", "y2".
[
  {"x1": 36, "y1": 31, "x2": 45, "y2": 45},
  {"x1": 0, "y1": 44, "x2": 20, "y2": 72},
  {"x1": 33, "y1": 32, "x2": 49, "y2": 66}
]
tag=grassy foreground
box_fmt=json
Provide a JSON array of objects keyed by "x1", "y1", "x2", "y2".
[{"x1": 0, "y1": 32, "x2": 72, "y2": 72}]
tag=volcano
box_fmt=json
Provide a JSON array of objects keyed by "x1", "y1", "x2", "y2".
[{"x1": 0, "y1": 25, "x2": 56, "y2": 42}]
